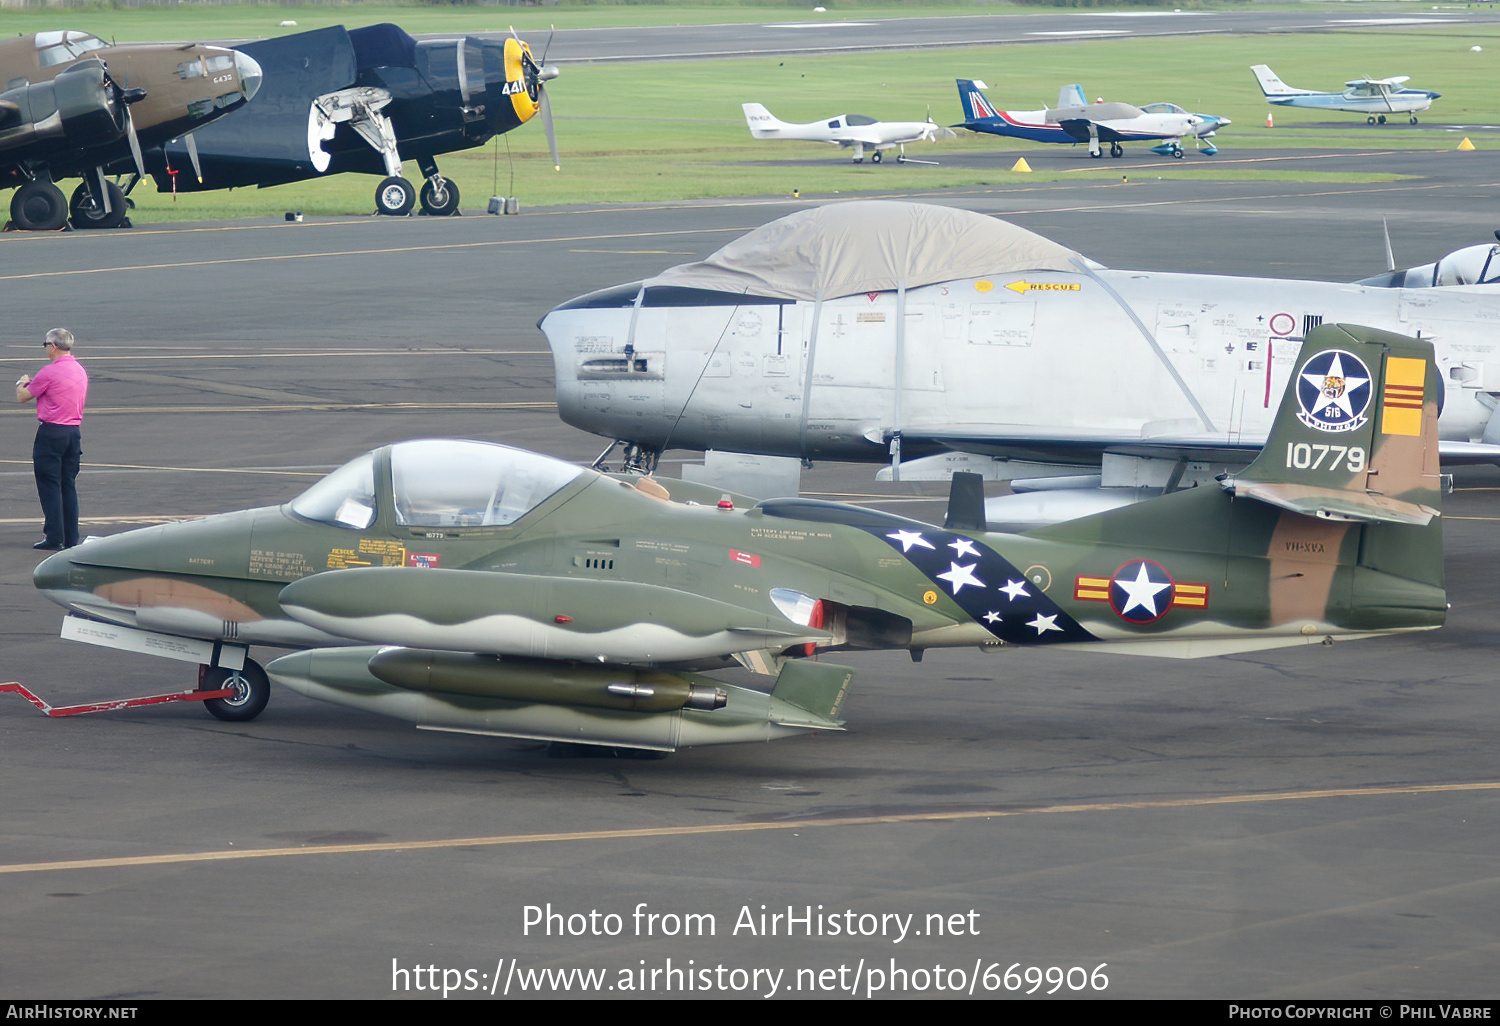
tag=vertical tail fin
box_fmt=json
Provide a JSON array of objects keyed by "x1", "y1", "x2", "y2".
[
  {"x1": 1057, "y1": 83, "x2": 1087, "y2": 108},
  {"x1": 742, "y1": 102, "x2": 784, "y2": 137},
  {"x1": 1224, "y1": 322, "x2": 1444, "y2": 591},
  {"x1": 1251, "y1": 64, "x2": 1302, "y2": 97},
  {"x1": 955, "y1": 79, "x2": 997, "y2": 123}
]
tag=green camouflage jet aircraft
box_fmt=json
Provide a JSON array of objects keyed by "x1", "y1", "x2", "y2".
[{"x1": 30, "y1": 324, "x2": 1445, "y2": 753}]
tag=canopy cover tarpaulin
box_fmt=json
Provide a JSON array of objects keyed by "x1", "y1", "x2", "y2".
[{"x1": 647, "y1": 201, "x2": 1084, "y2": 301}]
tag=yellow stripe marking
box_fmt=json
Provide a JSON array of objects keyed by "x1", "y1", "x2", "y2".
[{"x1": 2, "y1": 780, "x2": 1495, "y2": 875}]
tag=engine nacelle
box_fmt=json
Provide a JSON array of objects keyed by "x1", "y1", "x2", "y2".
[{"x1": 0, "y1": 60, "x2": 124, "y2": 153}]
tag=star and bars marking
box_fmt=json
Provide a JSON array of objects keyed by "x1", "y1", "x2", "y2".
[{"x1": 1073, "y1": 559, "x2": 1209, "y2": 625}]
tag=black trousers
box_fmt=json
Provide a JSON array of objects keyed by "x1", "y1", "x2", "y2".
[{"x1": 33, "y1": 422, "x2": 81, "y2": 547}]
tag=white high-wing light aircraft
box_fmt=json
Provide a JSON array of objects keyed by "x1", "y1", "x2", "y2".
[
  {"x1": 743, "y1": 102, "x2": 956, "y2": 164},
  {"x1": 540, "y1": 203, "x2": 1500, "y2": 523},
  {"x1": 1252, "y1": 65, "x2": 1440, "y2": 124}
]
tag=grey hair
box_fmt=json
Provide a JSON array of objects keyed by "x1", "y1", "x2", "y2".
[{"x1": 45, "y1": 328, "x2": 74, "y2": 352}]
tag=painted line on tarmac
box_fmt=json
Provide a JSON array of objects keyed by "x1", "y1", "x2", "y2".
[
  {"x1": 0, "y1": 228, "x2": 750, "y2": 282},
  {"x1": 0, "y1": 459, "x2": 326, "y2": 477},
  {"x1": 0, "y1": 349, "x2": 548, "y2": 363},
  {"x1": 2, "y1": 401, "x2": 556, "y2": 416},
  {"x1": 3, "y1": 780, "x2": 1496, "y2": 875}
]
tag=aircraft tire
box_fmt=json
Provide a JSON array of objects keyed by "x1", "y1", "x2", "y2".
[
  {"x1": 375, "y1": 176, "x2": 416, "y2": 216},
  {"x1": 1368, "y1": 116, "x2": 1377, "y2": 125},
  {"x1": 1378, "y1": 115, "x2": 1387, "y2": 125},
  {"x1": 1090, "y1": 150, "x2": 1102, "y2": 159},
  {"x1": 872, "y1": 152, "x2": 882, "y2": 164},
  {"x1": 201, "y1": 660, "x2": 270, "y2": 722},
  {"x1": 1172, "y1": 148, "x2": 1185, "y2": 160},
  {"x1": 420, "y1": 177, "x2": 461, "y2": 217},
  {"x1": 1411, "y1": 116, "x2": 1419, "y2": 124},
  {"x1": 10, "y1": 181, "x2": 68, "y2": 231},
  {"x1": 1110, "y1": 142, "x2": 1123, "y2": 158},
  {"x1": 68, "y1": 181, "x2": 127, "y2": 230}
]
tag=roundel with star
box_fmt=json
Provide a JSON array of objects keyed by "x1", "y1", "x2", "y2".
[
  {"x1": 1108, "y1": 560, "x2": 1177, "y2": 624},
  {"x1": 1295, "y1": 349, "x2": 1372, "y2": 434}
]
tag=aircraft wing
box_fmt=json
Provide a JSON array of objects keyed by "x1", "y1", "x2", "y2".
[
  {"x1": 896, "y1": 426, "x2": 1500, "y2": 468},
  {"x1": 278, "y1": 566, "x2": 829, "y2": 664}
]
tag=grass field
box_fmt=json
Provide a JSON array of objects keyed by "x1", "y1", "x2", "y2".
[{"x1": 4, "y1": 3, "x2": 1495, "y2": 222}]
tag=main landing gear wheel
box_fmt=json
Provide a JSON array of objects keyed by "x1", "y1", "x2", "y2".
[
  {"x1": 10, "y1": 180, "x2": 68, "y2": 231},
  {"x1": 1171, "y1": 146, "x2": 1185, "y2": 159},
  {"x1": 1110, "y1": 142, "x2": 1123, "y2": 158},
  {"x1": 419, "y1": 177, "x2": 460, "y2": 216},
  {"x1": 374, "y1": 176, "x2": 415, "y2": 216},
  {"x1": 1378, "y1": 115, "x2": 1387, "y2": 125},
  {"x1": 68, "y1": 181, "x2": 127, "y2": 230},
  {"x1": 871, "y1": 151, "x2": 882, "y2": 164},
  {"x1": 201, "y1": 660, "x2": 270, "y2": 722},
  {"x1": 1368, "y1": 116, "x2": 1378, "y2": 125},
  {"x1": 1410, "y1": 115, "x2": 1419, "y2": 124},
  {"x1": 1090, "y1": 149, "x2": 1103, "y2": 159}
]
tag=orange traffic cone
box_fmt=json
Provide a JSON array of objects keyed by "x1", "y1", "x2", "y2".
[{"x1": 1266, "y1": 110, "x2": 1274, "y2": 128}]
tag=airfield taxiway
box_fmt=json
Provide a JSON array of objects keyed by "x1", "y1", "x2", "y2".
[{"x1": 3, "y1": 150, "x2": 1500, "y2": 999}]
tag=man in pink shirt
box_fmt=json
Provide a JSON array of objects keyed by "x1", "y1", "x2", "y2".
[{"x1": 16, "y1": 328, "x2": 88, "y2": 550}]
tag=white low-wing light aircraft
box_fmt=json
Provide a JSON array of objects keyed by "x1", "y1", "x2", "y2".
[
  {"x1": 540, "y1": 202, "x2": 1500, "y2": 526},
  {"x1": 742, "y1": 102, "x2": 956, "y2": 164},
  {"x1": 1252, "y1": 65, "x2": 1440, "y2": 124},
  {"x1": 955, "y1": 81, "x2": 1223, "y2": 158}
]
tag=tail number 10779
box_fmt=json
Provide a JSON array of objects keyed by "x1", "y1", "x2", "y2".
[{"x1": 1286, "y1": 443, "x2": 1366, "y2": 473}]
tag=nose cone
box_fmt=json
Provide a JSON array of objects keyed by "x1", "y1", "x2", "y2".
[
  {"x1": 235, "y1": 50, "x2": 263, "y2": 102},
  {"x1": 32, "y1": 548, "x2": 77, "y2": 602}
]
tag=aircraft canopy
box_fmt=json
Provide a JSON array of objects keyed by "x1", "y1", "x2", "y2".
[{"x1": 646, "y1": 201, "x2": 1085, "y2": 301}]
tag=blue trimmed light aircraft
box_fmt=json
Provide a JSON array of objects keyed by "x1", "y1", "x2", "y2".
[
  {"x1": 954, "y1": 80, "x2": 1228, "y2": 158},
  {"x1": 1251, "y1": 65, "x2": 1439, "y2": 125}
]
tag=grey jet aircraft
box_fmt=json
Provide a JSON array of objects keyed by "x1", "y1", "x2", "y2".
[{"x1": 539, "y1": 201, "x2": 1500, "y2": 525}]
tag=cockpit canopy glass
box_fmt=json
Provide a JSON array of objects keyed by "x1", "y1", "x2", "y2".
[
  {"x1": 288, "y1": 452, "x2": 378, "y2": 530},
  {"x1": 36, "y1": 31, "x2": 107, "y2": 68},
  {"x1": 287, "y1": 441, "x2": 583, "y2": 530},
  {"x1": 390, "y1": 440, "x2": 582, "y2": 527}
]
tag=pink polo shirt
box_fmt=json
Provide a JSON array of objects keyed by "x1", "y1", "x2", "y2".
[{"x1": 28, "y1": 353, "x2": 87, "y2": 426}]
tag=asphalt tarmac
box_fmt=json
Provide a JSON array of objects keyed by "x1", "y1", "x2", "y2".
[{"x1": 3, "y1": 149, "x2": 1500, "y2": 1000}]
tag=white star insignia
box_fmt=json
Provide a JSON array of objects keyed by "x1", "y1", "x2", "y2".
[
  {"x1": 936, "y1": 562, "x2": 985, "y2": 594},
  {"x1": 983, "y1": 610, "x2": 1003, "y2": 624},
  {"x1": 1028, "y1": 613, "x2": 1061, "y2": 635},
  {"x1": 948, "y1": 537, "x2": 980, "y2": 559},
  {"x1": 1113, "y1": 563, "x2": 1172, "y2": 618},
  {"x1": 887, "y1": 530, "x2": 934, "y2": 553},
  {"x1": 1301, "y1": 353, "x2": 1369, "y2": 422},
  {"x1": 999, "y1": 579, "x2": 1029, "y2": 601}
]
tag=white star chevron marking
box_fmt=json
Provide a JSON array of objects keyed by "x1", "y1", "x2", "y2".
[
  {"x1": 999, "y1": 579, "x2": 1029, "y2": 601},
  {"x1": 948, "y1": 537, "x2": 980, "y2": 559},
  {"x1": 1114, "y1": 563, "x2": 1171, "y2": 618},
  {"x1": 983, "y1": 611, "x2": 1003, "y2": 625},
  {"x1": 937, "y1": 562, "x2": 985, "y2": 594},
  {"x1": 1028, "y1": 613, "x2": 1061, "y2": 635},
  {"x1": 887, "y1": 530, "x2": 934, "y2": 553}
]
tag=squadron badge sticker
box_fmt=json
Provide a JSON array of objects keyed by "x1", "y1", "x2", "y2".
[{"x1": 1295, "y1": 349, "x2": 1372, "y2": 433}]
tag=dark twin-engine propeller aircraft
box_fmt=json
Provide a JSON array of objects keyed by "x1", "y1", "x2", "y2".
[
  {"x1": 0, "y1": 30, "x2": 262, "y2": 230},
  {"x1": 25, "y1": 325, "x2": 1446, "y2": 755},
  {"x1": 143, "y1": 23, "x2": 559, "y2": 217}
]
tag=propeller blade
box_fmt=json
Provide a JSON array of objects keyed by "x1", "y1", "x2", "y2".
[
  {"x1": 184, "y1": 133, "x2": 203, "y2": 183},
  {"x1": 540, "y1": 25, "x2": 555, "y2": 66},
  {"x1": 540, "y1": 87, "x2": 559, "y2": 171},
  {"x1": 1383, "y1": 215, "x2": 1396, "y2": 272},
  {"x1": 125, "y1": 107, "x2": 146, "y2": 179}
]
